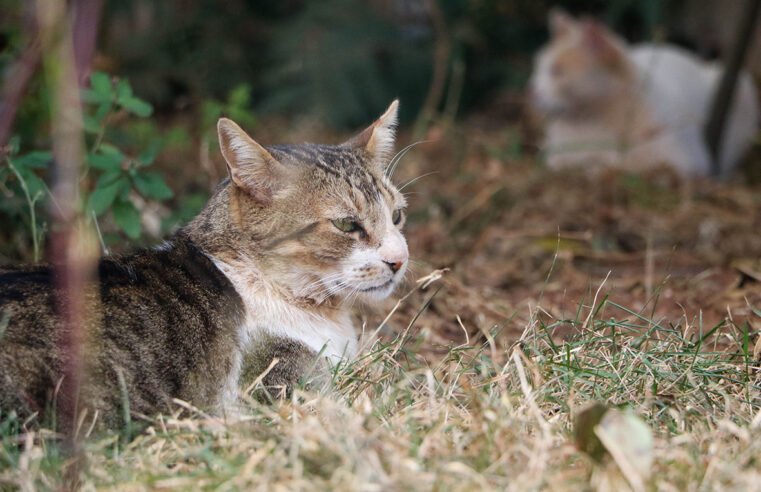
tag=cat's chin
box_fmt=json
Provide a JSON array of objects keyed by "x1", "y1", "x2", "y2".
[{"x1": 355, "y1": 280, "x2": 398, "y2": 303}]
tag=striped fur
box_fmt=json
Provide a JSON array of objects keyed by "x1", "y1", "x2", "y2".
[{"x1": 0, "y1": 101, "x2": 409, "y2": 427}]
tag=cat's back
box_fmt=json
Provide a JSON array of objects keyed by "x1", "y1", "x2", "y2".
[
  {"x1": 0, "y1": 265, "x2": 58, "y2": 347},
  {"x1": 631, "y1": 43, "x2": 758, "y2": 172},
  {"x1": 630, "y1": 43, "x2": 715, "y2": 127},
  {"x1": 0, "y1": 235, "x2": 246, "y2": 424},
  {"x1": 0, "y1": 265, "x2": 60, "y2": 418}
]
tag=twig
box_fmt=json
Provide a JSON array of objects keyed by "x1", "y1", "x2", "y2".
[
  {"x1": 704, "y1": 0, "x2": 761, "y2": 176},
  {"x1": 0, "y1": 39, "x2": 41, "y2": 154},
  {"x1": 6, "y1": 158, "x2": 42, "y2": 262},
  {"x1": 413, "y1": 0, "x2": 451, "y2": 139}
]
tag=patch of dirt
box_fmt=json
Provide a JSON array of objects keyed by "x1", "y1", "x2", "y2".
[{"x1": 371, "y1": 124, "x2": 761, "y2": 355}]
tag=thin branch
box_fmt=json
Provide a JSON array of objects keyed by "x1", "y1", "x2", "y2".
[
  {"x1": 704, "y1": 0, "x2": 761, "y2": 176},
  {"x1": 0, "y1": 39, "x2": 42, "y2": 154},
  {"x1": 71, "y1": 0, "x2": 103, "y2": 84},
  {"x1": 413, "y1": 0, "x2": 451, "y2": 139}
]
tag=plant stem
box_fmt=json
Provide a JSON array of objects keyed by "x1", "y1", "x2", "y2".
[{"x1": 7, "y1": 158, "x2": 40, "y2": 262}]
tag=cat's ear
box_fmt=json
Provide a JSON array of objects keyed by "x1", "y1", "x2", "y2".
[
  {"x1": 582, "y1": 20, "x2": 624, "y2": 66},
  {"x1": 217, "y1": 118, "x2": 288, "y2": 205},
  {"x1": 344, "y1": 99, "x2": 399, "y2": 171},
  {"x1": 549, "y1": 8, "x2": 576, "y2": 37}
]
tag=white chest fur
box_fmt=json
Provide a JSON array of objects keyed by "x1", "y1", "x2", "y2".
[
  {"x1": 211, "y1": 257, "x2": 358, "y2": 361},
  {"x1": 210, "y1": 256, "x2": 358, "y2": 412}
]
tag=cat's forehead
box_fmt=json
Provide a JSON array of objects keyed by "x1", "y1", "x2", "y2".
[
  {"x1": 268, "y1": 143, "x2": 366, "y2": 171},
  {"x1": 542, "y1": 31, "x2": 585, "y2": 62},
  {"x1": 268, "y1": 143, "x2": 403, "y2": 211}
]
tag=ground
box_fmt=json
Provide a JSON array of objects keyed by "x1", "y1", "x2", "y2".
[
  {"x1": 1, "y1": 121, "x2": 760, "y2": 490},
  {"x1": 382, "y1": 122, "x2": 761, "y2": 354}
]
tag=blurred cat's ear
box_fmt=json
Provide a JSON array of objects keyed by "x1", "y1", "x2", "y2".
[
  {"x1": 344, "y1": 99, "x2": 399, "y2": 171},
  {"x1": 217, "y1": 118, "x2": 287, "y2": 205},
  {"x1": 582, "y1": 20, "x2": 624, "y2": 66},
  {"x1": 549, "y1": 8, "x2": 576, "y2": 37}
]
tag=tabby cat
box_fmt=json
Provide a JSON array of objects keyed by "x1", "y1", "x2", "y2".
[{"x1": 0, "y1": 100, "x2": 408, "y2": 428}]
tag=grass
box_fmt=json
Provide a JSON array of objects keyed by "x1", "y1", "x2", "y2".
[{"x1": 0, "y1": 277, "x2": 758, "y2": 491}]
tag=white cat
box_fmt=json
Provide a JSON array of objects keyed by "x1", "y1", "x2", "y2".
[{"x1": 530, "y1": 10, "x2": 758, "y2": 176}]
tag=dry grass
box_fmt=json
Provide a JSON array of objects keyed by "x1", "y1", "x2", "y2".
[
  {"x1": 1, "y1": 272, "x2": 759, "y2": 490},
  {"x1": 2, "y1": 128, "x2": 761, "y2": 490}
]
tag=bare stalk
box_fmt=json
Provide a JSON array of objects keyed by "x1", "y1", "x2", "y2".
[
  {"x1": 36, "y1": 0, "x2": 100, "y2": 483},
  {"x1": 0, "y1": 4, "x2": 41, "y2": 153},
  {"x1": 413, "y1": 0, "x2": 451, "y2": 139},
  {"x1": 704, "y1": 0, "x2": 761, "y2": 176}
]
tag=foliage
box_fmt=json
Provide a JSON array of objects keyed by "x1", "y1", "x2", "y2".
[
  {"x1": 200, "y1": 83, "x2": 256, "y2": 157},
  {"x1": 1, "y1": 72, "x2": 173, "y2": 261},
  {"x1": 81, "y1": 71, "x2": 172, "y2": 239},
  {"x1": 262, "y1": 0, "x2": 432, "y2": 127},
  {"x1": 91, "y1": 0, "x2": 674, "y2": 128}
]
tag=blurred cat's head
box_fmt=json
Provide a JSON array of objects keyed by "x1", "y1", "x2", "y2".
[
  {"x1": 530, "y1": 10, "x2": 633, "y2": 118},
  {"x1": 213, "y1": 101, "x2": 409, "y2": 304}
]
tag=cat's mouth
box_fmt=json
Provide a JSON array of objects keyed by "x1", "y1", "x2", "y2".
[{"x1": 359, "y1": 278, "x2": 395, "y2": 293}]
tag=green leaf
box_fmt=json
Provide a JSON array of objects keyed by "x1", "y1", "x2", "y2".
[
  {"x1": 89, "y1": 72, "x2": 113, "y2": 102},
  {"x1": 87, "y1": 177, "x2": 125, "y2": 215},
  {"x1": 98, "y1": 143, "x2": 122, "y2": 156},
  {"x1": 94, "y1": 101, "x2": 111, "y2": 122},
  {"x1": 115, "y1": 79, "x2": 133, "y2": 101},
  {"x1": 96, "y1": 170, "x2": 124, "y2": 188},
  {"x1": 136, "y1": 140, "x2": 163, "y2": 166},
  {"x1": 133, "y1": 172, "x2": 173, "y2": 200},
  {"x1": 87, "y1": 150, "x2": 124, "y2": 172},
  {"x1": 228, "y1": 84, "x2": 251, "y2": 109},
  {"x1": 83, "y1": 114, "x2": 101, "y2": 134},
  {"x1": 112, "y1": 199, "x2": 141, "y2": 239},
  {"x1": 119, "y1": 96, "x2": 152, "y2": 117},
  {"x1": 20, "y1": 171, "x2": 47, "y2": 200},
  {"x1": 13, "y1": 151, "x2": 52, "y2": 169},
  {"x1": 201, "y1": 100, "x2": 223, "y2": 129},
  {"x1": 81, "y1": 89, "x2": 104, "y2": 104}
]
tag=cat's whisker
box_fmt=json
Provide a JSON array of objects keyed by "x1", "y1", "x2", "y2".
[
  {"x1": 385, "y1": 140, "x2": 431, "y2": 179},
  {"x1": 301, "y1": 273, "x2": 345, "y2": 293},
  {"x1": 398, "y1": 172, "x2": 438, "y2": 192},
  {"x1": 309, "y1": 280, "x2": 348, "y2": 301},
  {"x1": 344, "y1": 287, "x2": 362, "y2": 308}
]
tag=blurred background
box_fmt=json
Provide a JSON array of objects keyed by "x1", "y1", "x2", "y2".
[{"x1": 1, "y1": 0, "x2": 760, "y2": 346}]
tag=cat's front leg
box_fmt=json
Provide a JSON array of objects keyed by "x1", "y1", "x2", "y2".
[{"x1": 242, "y1": 335, "x2": 327, "y2": 401}]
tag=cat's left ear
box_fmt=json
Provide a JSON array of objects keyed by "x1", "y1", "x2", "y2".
[
  {"x1": 582, "y1": 20, "x2": 625, "y2": 67},
  {"x1": 217, "y1": 118, "x2": 291, "y2": 205},
  {"x1": 344, "y1": 100, "x2": 399, "y2": 172}
]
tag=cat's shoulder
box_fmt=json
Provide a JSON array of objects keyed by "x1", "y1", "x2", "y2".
[{"x1": 630, "y1": 43, "x2": 715, "y2": 79}]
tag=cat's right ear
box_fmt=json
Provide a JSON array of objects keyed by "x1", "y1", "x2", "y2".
[
  {"x1": 217, "y1": 118, "x2": 287, "y2": 205},
  {"x1": 343, "y1": 99, "x2": 399, "y2": 172},
  {"x1": 549, "y1": 8, "x2": 576, "y2": 37}
]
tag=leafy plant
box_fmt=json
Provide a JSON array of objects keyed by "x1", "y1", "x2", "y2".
[
  {"x1": 81, "y1": 71, "x2": 172, "y2": 240},
  {"x1": 200, "y1": 83, "x2": 255, "y2": 153},
  {"x1": 1, "y1": 148, "x2": 52, "y2": 262},
  {"x1": 1, "y1": 71, "x2": 174, "y2": 262}
]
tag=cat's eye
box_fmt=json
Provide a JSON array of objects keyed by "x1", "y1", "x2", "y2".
[
  {"x1": 332, "y1": 218, "x2": 362, "y2": 234},
  {"x1": 392, "y1": 208, "x2": 404, "y2": 225}
]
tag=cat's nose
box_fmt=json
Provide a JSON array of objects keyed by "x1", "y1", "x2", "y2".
[{"x1": 384, "y1": 260, "x2": 404, "y2": 273}]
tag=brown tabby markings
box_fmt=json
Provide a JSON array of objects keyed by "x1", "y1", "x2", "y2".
[{"x1": 0, "y1": 100, "x2": 408, "y2": 427}]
